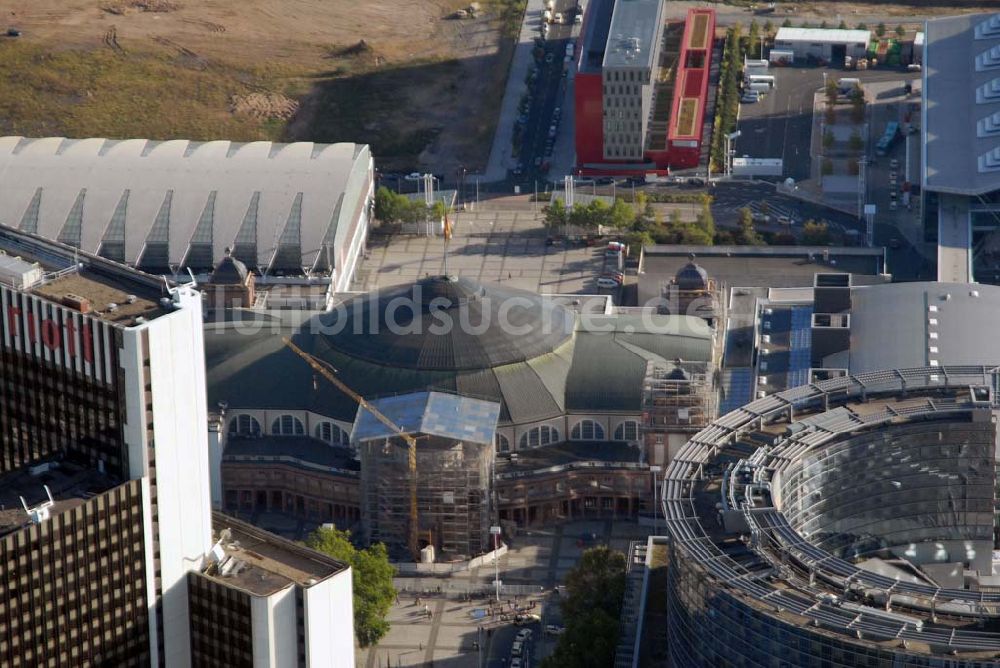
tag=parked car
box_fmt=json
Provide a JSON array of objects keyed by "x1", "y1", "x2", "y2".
[
  {"x1": 404, "y1": 172, "x2": 423, "y2": 181},
  {"x1": 516, "y1": 628, "x2": 533, "y2": 642},
  {"x1": 545, "y1": 624, "x2": 566, "y2": 636},
  {"x1": 515, "y1": 613, "x2": 542, "y2": 625},
  {"x1": 596, "y1": 277, "x2": 620, "y2": 289},
  {"x1": 511, "y1": 659, "x2": 523, "y2": 668},
  {"x1": 511, "y1": 641, "x2": 523, "y2": 657},
  {"x1": 6, "y1": 28, "x2": 21, "y2": 37}
]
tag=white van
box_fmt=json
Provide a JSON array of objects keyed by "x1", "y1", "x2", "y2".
[
  {"x1": 748, "y1": 82, "x2": 771, "y2": 94},
  {"x1": 597, "y1": 277, "x2": 620, "y2": 289},
  {"x1": 746, "y1": 74, "x2": 775, "y2": 88}
]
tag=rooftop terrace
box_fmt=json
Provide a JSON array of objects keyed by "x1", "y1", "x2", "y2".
[{"x1": 0, "y1": 224, "x2": 168, "y2": 325}]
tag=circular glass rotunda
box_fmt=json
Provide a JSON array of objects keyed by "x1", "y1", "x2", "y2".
[{"x1": 663, "y1": 366, "x2": 1000, "y2": 667}]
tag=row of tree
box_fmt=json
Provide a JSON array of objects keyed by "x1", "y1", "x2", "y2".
[
  {"x1": 541, "y1": 197, "x2": 636, "y2": 230},
  {"x1": 779, "y1": 19, "x2": 907, "y2": 37},
  {"x1": 709, "y1": 24, "x2": 743, "y2": 171},
  {"x1": 374, "y1": 186, "x2": 447, "y2": 225}
]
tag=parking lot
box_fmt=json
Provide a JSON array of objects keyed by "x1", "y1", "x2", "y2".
[
  {"x1": 512, "y1": 0, "x2": 582, "y2": 182},
  {"x1": 357, "y1": 520, "x2": 650, "y2": 667},
  {"x1": 353, "y1": 202, "x2": 611, "y2": 295},
  {"x1": 734, "y1": 66, "x2": 919, "y2": 181}
]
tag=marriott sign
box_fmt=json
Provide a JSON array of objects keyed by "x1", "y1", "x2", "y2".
[{"x1": 0, "y1": 284, "x2": 115, "y2": 385}]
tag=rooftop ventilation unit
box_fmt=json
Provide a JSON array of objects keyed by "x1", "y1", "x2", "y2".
[{"x1": 0, "y1": 252, "x2": 44, "y2": 290}]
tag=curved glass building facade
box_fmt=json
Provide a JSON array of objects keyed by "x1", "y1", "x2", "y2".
[{"x1": 664, "y1": 367, "x2": 1000, "y2": 667}]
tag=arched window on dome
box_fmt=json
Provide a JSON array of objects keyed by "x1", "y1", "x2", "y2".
[
  {"x1": 496, "y1": 433, "x2": 510, "y2": 454},
  {"x1": 570, "y1": 419, "x2": 605, "y2": 441},
  {"x1": 316, "y1": 421, "x2": 350, "y2": 446},
  {"x1": 228, "y1": 414, "x2": 261, "y2": 437},
  {"x1": 614, "y1": 420, "x2": 640, "y2": 442},
  {"x1": 272, "y1": 415, "x2": 305, "y2": 436},
  {"x1": 518, "y1": 425, "x2": 560, "y2": 449}
]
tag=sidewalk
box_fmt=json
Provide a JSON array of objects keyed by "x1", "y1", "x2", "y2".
[{"x1": 483, "y1": 0, "x2": 548, "y2": 182}]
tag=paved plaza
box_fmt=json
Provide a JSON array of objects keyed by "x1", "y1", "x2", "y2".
[
  {"x1": 357, "y1": 520, "x2": 652, "y2": 667},
  {"x1": 352, "y1": 202, "x2": 607, "y2": 295}
]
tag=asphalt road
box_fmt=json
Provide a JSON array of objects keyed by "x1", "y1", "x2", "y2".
[{"x1": 513, "y1": 0, "x2": 580, "y2": 182}]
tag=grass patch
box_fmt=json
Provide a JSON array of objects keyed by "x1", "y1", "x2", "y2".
[{"x1": 0, "y1": 41, "x2": 290, "y2": 140}]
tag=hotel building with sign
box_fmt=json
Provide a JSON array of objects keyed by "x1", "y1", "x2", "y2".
[{"x1": 0, "y1": 224, "x2": 354, "y2": 667}]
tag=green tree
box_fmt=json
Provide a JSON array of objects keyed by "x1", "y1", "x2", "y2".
[
  {"x1": 850, "y1": 84, "x2": 865, "y2": 123},
  {"x1": 848, "y1": 130, "x2": 864, "y2": 152},
  {"x1": 838, "y1": 20, "x2": 848, "y2": 30},
  {"x1": 856, "y1": 22, "x2": 868, "y2": 30},
  {"x1": 876, "y1": 22, "x2": 886, "y2": 37},
  {"x1": 678, "y1": 223, "x2": 714, "y2": 245},
  {"x1": 609, "y1": 197, "x2": 634, "y2": 229},
  {"x1": 737, "y1": 207, "x2": 763, "y2": 245},
  {"x1": 819, "y1": 20, "x2": 828, "y2": 29},
  {"x1": 821, "y1": 158, "x2": 834, "y2": 176},
  {"x1": 747, "y1": 20, "x2": 761, "y2": 58},
  {"x1": 802, "y1": 220, "x2": 832, "y2": 245},
  {"x1": 431, "y1": 200, "x2": 448, "y2": 221},
  {"x1": 543, "y1": 198, "x2": 568, "y2": 228},
  {"x1": 373, "y1": 186, "x2": 411, "y2": 224},
  {"x1": 822, "y1": 129, "x2": 834, "y2": 149},
  {"x1": 895, "y1": 24, "x2": 906, "y2": 38},
  {"x1": 696, "y1": 195, "x2": 715, "y2": 240},
  {"x1": 624, "y1": 230, "x2": 654, "y2": 255},
  {"x1": 825, "y1": 78, "x2": 839, "y2": 107},
  {"x1": 668, "y1": 208, "x2": 684, "y2": 227},
  {"x1": 763, "y1": 19, "x2": 774, "y2": 36},
  {"x1": 401, "y1": 200, "x2": 430, "y2": 224},
  {"x1": 305, "y1": 527, "x2": 397, "y2": 647},
  {"x1": 542, "y1": 546, "x2": 627, "y2": 668},
  {"x1": 782, "y1": 18, "x2": 792, "y2": 28}
]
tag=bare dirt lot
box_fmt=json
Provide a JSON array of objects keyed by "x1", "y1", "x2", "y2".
[{"x1": 0, "y1": 0, "x2": 510, "y2": 171}]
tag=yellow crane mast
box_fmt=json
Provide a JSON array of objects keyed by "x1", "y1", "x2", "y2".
[{"x1": 282, "y1": 338, "x2": 420, "y2": 560}]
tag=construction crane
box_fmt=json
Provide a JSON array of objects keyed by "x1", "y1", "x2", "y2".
[{"x1": 282, "y1": 337, "x2": 421, "y2": 561}]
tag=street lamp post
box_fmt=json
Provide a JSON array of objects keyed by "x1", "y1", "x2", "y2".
[
  {"x1": 650, "y1": 465, "x2": 662, "y2": 535},
  {"x1": 490, "y1": 525, "x2": 502, "y2": 602}
]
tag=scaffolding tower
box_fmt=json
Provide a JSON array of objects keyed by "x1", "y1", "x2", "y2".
[
  {"x1": 641, "y1": 359, "x2": 717, "y2": 434},
  {"x1": 359, "y1": 434, "x2": 494, "y2": 562}
]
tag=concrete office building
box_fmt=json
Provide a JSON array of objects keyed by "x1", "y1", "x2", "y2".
[
  {"x1": 0, "y1": 224, "x2": 354, "y2": 667},
  {"x1": 662, "y1": 367, "x2": 1000, "y2": 666},
  {"x1": 600, "y1": 0, "x2": 665, "y2": 161},
  {"x1": 0, "y1": 136, "x2": 373, "y2": 305}
]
